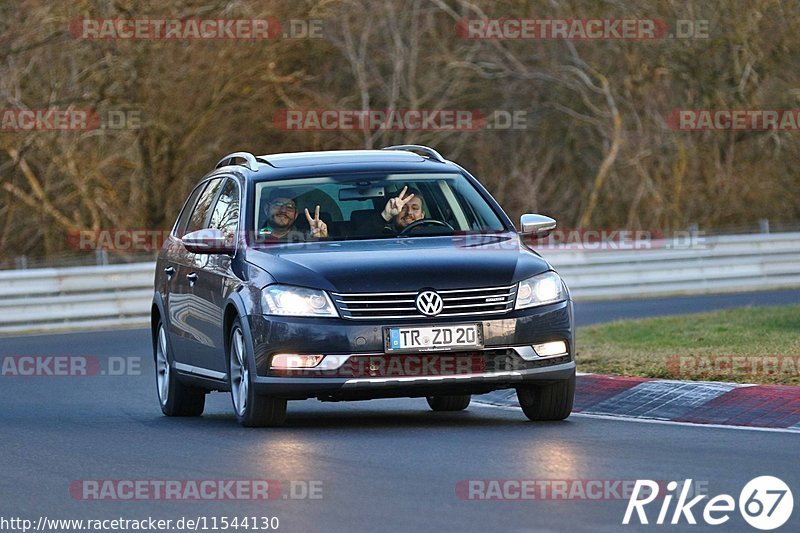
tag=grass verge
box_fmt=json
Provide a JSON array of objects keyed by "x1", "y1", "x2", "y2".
[{"x1": 576, "y1": 305, "x2": 800, "y2": 385}]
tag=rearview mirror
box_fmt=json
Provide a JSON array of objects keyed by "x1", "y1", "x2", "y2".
[
  {"x1": 182, "y1": 229, "x2": 235, "y2": 254},
  {"x1": 339, "y1": 185, "x2": 386, "y2": 201},
  {"x1": 519, "y1": 214, "x2": 556, "y2": 237}
]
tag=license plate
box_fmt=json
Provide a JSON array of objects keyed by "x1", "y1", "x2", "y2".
[{"x1": 385, "y1": 324, "x2": 483, "y2": 352}]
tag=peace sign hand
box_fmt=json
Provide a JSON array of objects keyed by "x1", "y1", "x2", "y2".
[
  {"x1": 382, "y1": 186, "x2": 416, "y2": 221},
  {"x1": 305, "y1": 205, "x2": 328, "y2": 239}
]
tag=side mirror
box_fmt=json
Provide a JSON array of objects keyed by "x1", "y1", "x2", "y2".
[
  {"x1": 519, "y1": 214, "x2": 556, "y2": 238},
  {"x1": 182, "y1": 229, "x2": 235, "y2": 254}
]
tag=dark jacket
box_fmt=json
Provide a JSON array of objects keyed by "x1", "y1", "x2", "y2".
[{"x1": 358, "y1": 211, "x2": 400, "y2": 237}]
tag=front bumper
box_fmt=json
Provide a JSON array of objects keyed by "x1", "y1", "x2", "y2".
[{"x1": 245, "y1": 300, "x2": 575, "y2": 400}]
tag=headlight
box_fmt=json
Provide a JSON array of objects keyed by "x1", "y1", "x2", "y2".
[
  {"x1": 263, "y1": 285, "x2": 339, "y2": 317},
  {"x1": 515, "y1": 271, "x2": 567, "y2": 309}
]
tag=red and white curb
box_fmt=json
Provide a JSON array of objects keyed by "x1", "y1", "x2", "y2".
[{"x1": 476, "y1": 373, "x2": 800, "y2": 431}]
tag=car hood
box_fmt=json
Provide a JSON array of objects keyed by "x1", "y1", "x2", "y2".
[{"x1": 246, "y1": 234, "x2": 551, "y2": 292}]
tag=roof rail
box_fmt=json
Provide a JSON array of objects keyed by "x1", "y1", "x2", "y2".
[
  {"x1": 215, "y1": 151, "x2": 259, "y2": 171},
  {"x1": 382, "y1": 144, "x2": 446, "y2": 163}
]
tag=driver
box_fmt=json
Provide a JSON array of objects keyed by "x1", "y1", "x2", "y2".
[{"x1": 373, "y1": 186, "x2": 426, "y2": 234}]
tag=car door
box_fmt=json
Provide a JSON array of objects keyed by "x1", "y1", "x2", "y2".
[
  {"x1": 168, "y1": 177, "x2": 224, "y2": 373},
  {"x1": 161, "y1": 181, "x2": 208, "y2": 330},
  {"x1": 188, "y1": 177, "x2": 242, "y2": 375}
]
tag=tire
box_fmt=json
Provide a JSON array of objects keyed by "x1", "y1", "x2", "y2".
[
  {"x1": 228, "y1": 318, "x2": 287, "y2": 427},
  {"x1": 516, "y1": 371, "x2": 575, "y2": 421},
  {"x1": 426, "y1": 394, "x2": 471, "y2": 411},
  {"x1": 153, "y1": 320, "x2": 205, "y2": 417}
]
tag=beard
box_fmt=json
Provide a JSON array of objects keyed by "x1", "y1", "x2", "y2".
[
  {"x1": 397, "y1": 213, "x2": 420, "y2": 228},
  {"x1": 270, "y1": 213, "x2": 294, "y2": 229}
]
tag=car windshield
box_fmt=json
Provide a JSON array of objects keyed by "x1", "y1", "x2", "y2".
[{"x1": 252, "y1": 173, "x2": 507, "y2": 243}]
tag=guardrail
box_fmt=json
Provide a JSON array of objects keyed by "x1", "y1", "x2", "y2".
[
  {"x1": 0, "y1": 263, "x2": 155, "y2": 334},
  {"x1": 545, "y1": 232, "x2": 800, "y2": 299},
  {"x1": 0, "y1": 232, "x2": 798, "y2": 334}
]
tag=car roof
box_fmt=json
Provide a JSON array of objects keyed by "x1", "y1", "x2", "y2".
[
  {"x1": 204, "y1": 148, "x2": 465, "y2": 184},
  {"x1": 258, "y1": 150, "x2": 429, "y2": 168}
]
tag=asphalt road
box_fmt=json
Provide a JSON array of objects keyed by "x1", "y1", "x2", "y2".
[
  {"x1": 575, "y1": 288, "x2": 800, "y2": 326},
  {"x1": 2, "y1": 291, "x2": 799, "y2": 532}
]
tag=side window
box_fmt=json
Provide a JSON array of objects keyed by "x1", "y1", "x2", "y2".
[
  {"x1": 417, "y1": 182, "x2": 448, "y2": 222},
  {"x1": 208, "y1": 179, "x2": 240, "y2": 246},
  {"x1": 184, "y1": 179, "x2": 223, "y2": 236},
  {"x1": 172, "y1": 183, "x2": 208, "y2": 238}
]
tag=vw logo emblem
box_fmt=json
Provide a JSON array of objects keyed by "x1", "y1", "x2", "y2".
[{"x1": 416, "y1": 290, "x2": 443, "y2": 316}]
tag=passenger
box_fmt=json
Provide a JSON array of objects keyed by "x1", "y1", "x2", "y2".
[{"x1": 258, "y1": 189, "x2": 328, "y2": 241}]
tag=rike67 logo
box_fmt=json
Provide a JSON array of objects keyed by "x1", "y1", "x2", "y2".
[{"x1": 624, "y1": 477, "x2": 793, "y2": 530}]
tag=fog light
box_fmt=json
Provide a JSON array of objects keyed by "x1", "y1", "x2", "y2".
[
  {"x1": 270, "y1": 354, "x2": 324, "y2": 369},
  {"x1": 532, "y1": 341, "x2": 568, "y2": 357}
]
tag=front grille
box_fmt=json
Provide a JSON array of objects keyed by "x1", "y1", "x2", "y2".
[{"x1": 331, "y1": 284, "x2": 517, "y2": 320}]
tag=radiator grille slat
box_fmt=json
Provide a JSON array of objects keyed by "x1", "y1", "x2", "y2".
[{"x1": 332, "y1": 285, "x2": 517, "y2": 320}]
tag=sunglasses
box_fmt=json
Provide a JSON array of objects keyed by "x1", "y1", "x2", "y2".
[{"x1": 270, "y1": 201, "x2": 297, "y2": 211}]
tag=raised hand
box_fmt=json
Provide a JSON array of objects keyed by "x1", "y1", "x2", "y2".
[
  {"x1": 382, "y1": 185, "x2": 416, "y2": 221},
  {"x1": 305, "y1": 205, "x2": 328, "y2": 238}
]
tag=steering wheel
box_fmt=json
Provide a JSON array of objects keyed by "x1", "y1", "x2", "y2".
[{"x1": 399, "y1": 219, "x2": 455, "y2": 235}]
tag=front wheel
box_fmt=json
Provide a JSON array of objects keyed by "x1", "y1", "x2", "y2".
[
  {"x1": 516, "y1": 372, "x2": 575, "y2": 421},
  {"x1": 228, "y1": 318, "x2": 287, "y2": 427},
  {"x1": 153, "y1": 320, "x2": 205, "y2": 417},
  {"x1": 426, "y1": 394, "x2": 471, "y2": 411}
]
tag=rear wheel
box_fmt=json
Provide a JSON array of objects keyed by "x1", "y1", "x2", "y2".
[
  {"x1": 153, "y1": 320, "x2": 205, "y2": 416},
  {"x1": 516, "y1": 372, "x2": 575, "y2": 421},
  {"x1": 426, "y1": 394, "x2": 471, "y2": 411},
  {"x1": 229, "y1": 318, "x2": 287, "y2": 427}
]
